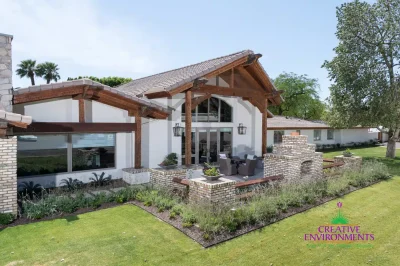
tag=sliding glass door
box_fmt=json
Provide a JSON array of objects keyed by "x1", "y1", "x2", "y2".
[{"x1": 182, "y1": 127, "x2": 232, "y2": 165}]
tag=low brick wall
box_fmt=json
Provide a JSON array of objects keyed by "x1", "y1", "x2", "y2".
[
  {"x1": 188, "y1": 177, "x2": 236, "y2": 205},
  {"x1": 0, "y1": 136, "x2": 17, "y2": 214},
  {"x1": 150, "y1": 168, "x2": 188, "y2": 192},
  {"x1": 334, "y1": 155, "x2": 362, "y2": 170}
]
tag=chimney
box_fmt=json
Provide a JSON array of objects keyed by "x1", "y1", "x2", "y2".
[{"x1": 0, "y1": 33, "x2": 13, "y2": 128}]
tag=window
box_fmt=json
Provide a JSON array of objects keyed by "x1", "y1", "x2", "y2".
[
  {"x1": 327, "y1": 129, "x2": 334, "y2": 140},
  {"x1": 274, "y1": 131, "x2": 284, "y2": 144},
  {"x1": 182, "y1": 97, "x2": 232, "y2": 122},
  {"x1": 314, "y1": 130, "x2": 322, "y2": 141},
  {"x1": 72, "y1": 134, "x2": 115, "y2": 171},
  {"x1": 17, "y1": 135, "x2": 68, "y2": 177},
  {"x1": 17, "y1": 133, "x2": 116, "y2": 177}
]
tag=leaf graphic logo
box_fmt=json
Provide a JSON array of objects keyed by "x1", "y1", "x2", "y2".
[{"x1": 331, "y1": 201, "x2": 349, "y2": 224}]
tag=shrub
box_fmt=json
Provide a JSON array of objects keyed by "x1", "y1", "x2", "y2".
[
  {"x1": 0, "y1": 213, "x2": 14, "y2": 225},
  {"x1": 89, "y1": 172, "x2": 111, "y2": 187},
  {"x1": 18, "y1": 181, "x2": 44, "y2": 200},
  {"x1": 22, "y1": 196, "x2": 58, "y2": 219},
  {"x1": 60, "y1": 178, "x2": 83, "y2": 192},
  {"x1": 326, "y1": 176, "x2": 350, "y2": 196},
  {"x1": 55, "y1": 196, "x2": 78, "y2": 213}
]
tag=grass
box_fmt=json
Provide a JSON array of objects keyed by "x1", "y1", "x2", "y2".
[
  {"x1": 323, "y1": 146, "x2": 400, "y2": 175},
  {"x1": 1, "y1": 178, "x2": 399, "y2": 265},
  {"x1": 1, "y1": 146, "x2": 399, "y2": 265}
]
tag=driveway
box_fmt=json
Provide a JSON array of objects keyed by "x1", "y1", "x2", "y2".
[{"x1": 381, "y1": 142, "x2": 400, "y2": 149}]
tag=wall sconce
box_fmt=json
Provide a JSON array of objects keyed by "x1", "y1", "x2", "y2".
[
  {"x1": 173, "y1": 123, "x2": 184, "y2": 137},
  {"x1": 237, "y1": 123, "x2": 247, "y2": 135}
]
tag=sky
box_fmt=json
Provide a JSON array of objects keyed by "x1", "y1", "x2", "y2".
[{"x1": 1, "y1": 0, "x2": 373, "y2": 100}]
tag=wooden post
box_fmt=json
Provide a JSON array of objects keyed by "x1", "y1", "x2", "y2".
[
  {"x1": 78, "y1": 99, "x2": 85, "y2": 122},
  {"x1": 185, "y1": 90, "x2": 192, "y2": 166},
  {"x1": 262, "y1": 100, "x2": 268, "y2": 155},
  {"x1": 135, "y1": 114, "x2": 142, "y2": 169},
  {"x1": 230, "y1": 68, "x2": 234, "y2": 88}
]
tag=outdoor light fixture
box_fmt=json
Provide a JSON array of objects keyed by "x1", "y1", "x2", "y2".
[
  {"x1": 173, "y1": 123, "x2": 184, "y2": 137},
  {"x1": 237, "y1": 123, "x2": 247, "y2": 135}
]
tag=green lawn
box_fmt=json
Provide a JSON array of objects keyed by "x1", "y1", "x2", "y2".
[
  {"x1": 1, "y1": 146, "x2": 399, "y2": 265},
  {"x1": 323, "y1": 146, "x2": 400, "y2": 175}
]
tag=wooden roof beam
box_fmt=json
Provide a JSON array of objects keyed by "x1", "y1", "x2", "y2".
[
  {"x1": 191, "y1": 94, "x2": 211, "y2": 110},
  {"x1": 192, "y1": 85, "x2": 282, "y2": 99}
]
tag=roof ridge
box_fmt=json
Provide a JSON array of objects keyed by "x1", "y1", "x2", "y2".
[{"x1": 117, "y1": 49, "x2": 253, "y2": 88}]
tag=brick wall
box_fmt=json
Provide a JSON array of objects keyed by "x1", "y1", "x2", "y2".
[
  {"x1": 188, "y1": 177, "x2": 236, "y2": 205},
  {"x1": 0, "y1": 136, "x2": 18, "y2": 214},
  {"x1": 334, "y1": 155, "x2": 362, "y2": 171},
  {"x1": 150, "y1": 168, "x2": 188, "y2": 191}
]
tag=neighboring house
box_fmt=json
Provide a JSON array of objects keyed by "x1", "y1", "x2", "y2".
[{"x1": 267, "y1": 116, "x2": 378, "y2": 146}]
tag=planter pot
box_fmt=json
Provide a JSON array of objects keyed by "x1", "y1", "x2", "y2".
[
  {"x1": 202, "y1": 174, "x2": 224, "y2": 181},
  {"x1": 158, "y1": 164, "x2": 178, "y2": 170}
]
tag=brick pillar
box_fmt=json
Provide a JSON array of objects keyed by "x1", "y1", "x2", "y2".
[
  {"x1": 188, "y1": 177, "x2": 236, "y2": 205},
  {"x1": 334, "y1": 155, "x2": 362, "y2": 170},
  {"x1": 0, "y1": 136, "x2": 18, "y2": 214}
]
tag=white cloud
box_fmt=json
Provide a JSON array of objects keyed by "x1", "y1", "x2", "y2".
[{"x1": 0, "y1": 0, "x2": 165, "y2": 87}]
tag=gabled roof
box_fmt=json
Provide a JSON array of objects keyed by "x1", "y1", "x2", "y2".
[
  {"x1": 13, "y1": 79, "x2": 170, "y2": 118},
  {"x1": 117, "y1": 50, "x2": 252, "y2": 96}
]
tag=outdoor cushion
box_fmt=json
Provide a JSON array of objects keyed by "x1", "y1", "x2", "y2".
[
  {"x1": 247, "y1": 154, "x2": 255, "y2": 160},
  {"x1": 219, "y1": 153, "x2": 227, "y2": 159}
]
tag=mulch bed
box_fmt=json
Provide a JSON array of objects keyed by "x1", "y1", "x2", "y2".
[{"x1": 1, "y1": 179, "x2": 388, "y2": 247}]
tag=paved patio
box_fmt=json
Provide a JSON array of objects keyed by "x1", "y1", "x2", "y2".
[{"x1": 222, "y1": 168, "x2": 264, "y2": 182}]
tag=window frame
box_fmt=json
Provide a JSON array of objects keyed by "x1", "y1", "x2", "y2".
[
  {"x1": 313, "y1": 129, "x2": 322, "y2": 141},
  {"x1": 327, "y1": 129, "x2": 334, "y2": 140},
  {"x1": 17, "y1": 133, "x2": 117, "y2": 178},
  {"x1": 274, "y1": 130, "x2": 285, "y2": 144},
  {"x1": 182, "y1": 97, "x2": 232, "y2": 123}
]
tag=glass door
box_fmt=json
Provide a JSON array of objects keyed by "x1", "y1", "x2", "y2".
[
  {"x1": 181, "y1": 130, "x2": 196, "y2": 165},
  {"x1": 198, "y1": 129, "x2": 208, "y2": 164}
]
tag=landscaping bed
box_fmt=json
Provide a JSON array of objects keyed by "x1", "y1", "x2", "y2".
[{"x1": 1, "y1": 160, "x2": 392, "y2": 249}]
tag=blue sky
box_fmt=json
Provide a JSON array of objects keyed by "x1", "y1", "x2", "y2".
[{"x1": 1, "y1": 0, "x2": 368, "y2": 100}]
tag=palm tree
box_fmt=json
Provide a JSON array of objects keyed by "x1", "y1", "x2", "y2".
[
  {"x1": 36, "y1": 62, "x2": 61, "y2": 84},
  {"x1": 16, "y1": 59, "x2": 37, "y2": 85}
]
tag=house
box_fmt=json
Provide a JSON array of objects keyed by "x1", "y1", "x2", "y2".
[
  {"x1": 267, "y1": 116, "x2": 378, "y2": 146},
  {"x1": 0, "y1": 32, "x2": 376, "y2": 209}
]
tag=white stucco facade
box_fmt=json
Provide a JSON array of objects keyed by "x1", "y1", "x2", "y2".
[{"x1": 13, "y1": 95, "x2": 379, "y2": 187}]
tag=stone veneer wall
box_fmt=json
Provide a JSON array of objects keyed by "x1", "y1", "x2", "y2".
[
  {"x1": 0, "y1": 33, "x2": 13, "y2": 116},
  {"x1": 264, "y1": 135, "x2": 323, "y2": 183},
  {"x1": 188, "y1": 177, "x2": 236, "y2": 205},
  {"x1": 334, "y1": 155, "x2": 362, "y2": 171},
  {"x1": 122, "y1": 168, "x2": 150, "y2": 185},
  {"x1": 0, "y1": 136, "x2": 18, "y2": 214}
]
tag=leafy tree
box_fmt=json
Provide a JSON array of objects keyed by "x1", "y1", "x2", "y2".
[
  {"x1": 16, "y1": 59, "x2": 37, "y2": 85},
  {"x1": 36, "y1": 62, "x2": 61, "y2": 84},
  {"x1": 67, "y1": 76, "x2": 132, "y2": 87},
  {"x1": 323, "y1": 0, "x2": 400, "y2": 158},
  {"x1": 269, "y1": 72, "x2": 326, "y2": 120}
]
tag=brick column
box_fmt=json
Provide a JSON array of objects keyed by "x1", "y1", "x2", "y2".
[
  {"x1": 0, "y1": 136, "x2": 17, "y2": 214},
  {"x1": 188, "y1": 177, "x2": 236, "y2": 205}
]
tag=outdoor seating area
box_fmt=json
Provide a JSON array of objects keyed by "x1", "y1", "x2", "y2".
[{"x1": 218, "y1": 153, "x2": 262, "y2": 180}]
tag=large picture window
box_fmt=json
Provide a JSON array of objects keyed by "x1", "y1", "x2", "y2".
[
  {"x1": 72, "y1": 134, "x2": 115, "y2": 171},
  {"x1": 17, "y1": 133, "x2": 116, "y2": 177},
  {"x1": 182, "y1": 97, "x2": 232, "y2": 122},
  {"x1": 17, "y1": 135, "x2": 68, "y2": 177}
]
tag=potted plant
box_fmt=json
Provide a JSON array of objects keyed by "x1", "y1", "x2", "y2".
[
  {"x1": 158, "y1": 153, "x2": 178, "y2": 169},
  {"x1": 202, "y1": 163, "x2": 224, "y2": 181},
  {"x1": 342, "y1": 148, "x2": 353, "y2": 157}
]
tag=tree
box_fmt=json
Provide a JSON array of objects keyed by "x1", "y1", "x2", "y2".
[
  {"x1": 323, "y1": 0, "x2": 400, "y2": 158},
  {"x1": 16, "y1": 59, "x2": 37, "y2": 85},
  {"x1": 36, "y1": 62, "x2": 61, "y2": 84},
  {"x1": 269, "y1": 72, "x2": 326, "y2": 120},
  {"x1": 67, "y1": 76, "x2": 132, "y2": 87}
]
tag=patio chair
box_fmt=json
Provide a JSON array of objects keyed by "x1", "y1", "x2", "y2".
[
  {"x1": 238, "y1": 159, "x2": 257, "y2": 176},
  {"x1": 219, "y1": 158, "x2": 237, "y2": 176}
]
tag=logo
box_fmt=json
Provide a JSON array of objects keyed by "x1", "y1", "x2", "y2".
[{"x1": 304, "y1": 202, "x2": 374, "y2": 248}]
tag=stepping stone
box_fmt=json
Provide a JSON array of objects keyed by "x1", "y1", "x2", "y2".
[
  {"x1": 90, "y1": 190, "x2": 111, "y2": 196},
  {"x1": 109, "y1": 187, "x2": 125, "y2": 193}
]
